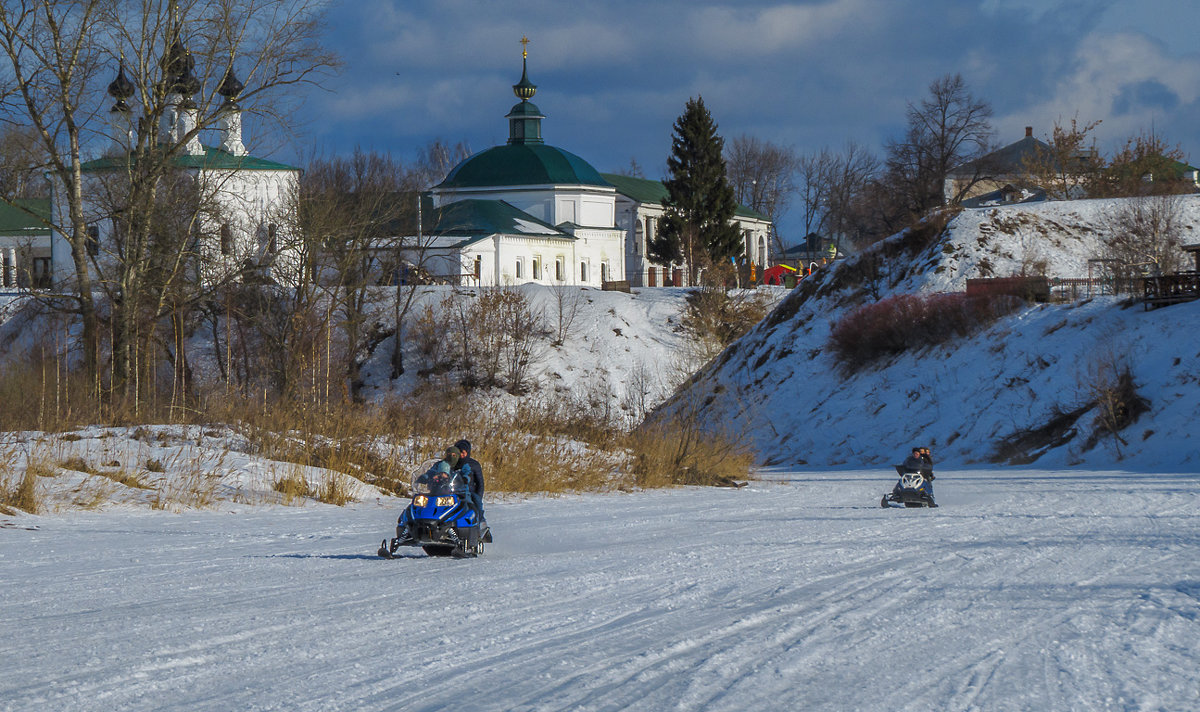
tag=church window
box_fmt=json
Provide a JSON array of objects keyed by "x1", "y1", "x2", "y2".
[
  {"x1": 634, "y1": 219, "x2": 643, "y2": 255},
  {"x1": 515, "y1": 259, "x2": 523, "y2": 279},
  {"x1": 473, "y1": 255, "x2": 482, "y2": 279},
  {"x1": 647, "y1": 218, "x2": 656, "y2": 246},
  {"x1": 220, "y1": 223, "x2": 232, "y2": 255},
  {"x1": 580, "y1": 261, "x2": 588, "y2": 282},
  {"x1": 554, "y1": 258, "x2": 563, "y2": 281},
  {"x1": 532, "y1": 257, "x2": 541, "y2": 280},
  {"x1": 601, "y1": 261, "x2": 610, "y2": 283},
  {"x1": 86, "y1": 225, "x2": 100, "y2": 256}
]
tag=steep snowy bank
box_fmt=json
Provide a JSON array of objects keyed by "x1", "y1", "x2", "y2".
[{"x1": 673, "y1": 197, "x2": 1200, "y2": 469}]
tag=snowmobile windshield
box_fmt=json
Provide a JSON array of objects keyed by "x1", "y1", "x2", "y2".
[{"x1": 411, "y1": 459, "x2": 469, "y2": 497}]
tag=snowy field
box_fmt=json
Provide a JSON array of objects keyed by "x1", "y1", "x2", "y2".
[{"x1": 4, "y1": 467, "x2": 1198, "y2": 712}]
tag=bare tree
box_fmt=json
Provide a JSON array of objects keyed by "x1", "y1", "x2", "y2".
[
  {"x1": 1019, "y1": 117, "x2": 1103, "y2": 200},
  {"x1": 0, "y1": 0, "x2": 337, "y2": 401},
  {"x1": 725, "y1": 134, "x2": 796, "y2": 256},
  {"x1": 0, "y1": 124, "x2": 50, "y2": 199},
  {"x1": 801, "y1": 142, "x2": 879, "y2": 251},
  {"x1": 296, "y1": 148, "x2": 416, "y2": 399},
  {"x1": 410, "y1": 139, "x2": 472, "y2": 189},
  {"x1": 1098, "y1": 130, "x2": 1191, "y2": 198},
  {"x1": 1103, "y1": 194, "x2": 1187, "y2": 277},
  {"x1": 884, "y1": 73, "x2": 993, "y2": 218}
]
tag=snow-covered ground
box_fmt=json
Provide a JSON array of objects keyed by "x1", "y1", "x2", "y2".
[{"x1": 3, "y1": 467, "x2": 1198, "y2": 711}]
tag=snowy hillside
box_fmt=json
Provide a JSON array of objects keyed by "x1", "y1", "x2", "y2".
[{"x1": 670, "y1": 196, "x2": 1200, "y2": 470}]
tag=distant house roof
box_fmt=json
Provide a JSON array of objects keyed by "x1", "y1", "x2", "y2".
[
  {"x1": 0, "y1": 198, "x2": 51, "y2": 237},
  {"x1": 948, "y1": 128, "x2": 1051, "y2": 178},
  {"x1": 599, "y1": 172, "x2": 770, "y2": 221},
  {"x1": 423, "y1": 198, "x2": 573, "y2": 248},
  {"x1": 80, "y1": 145, "x2": 297, "y2": 173}
]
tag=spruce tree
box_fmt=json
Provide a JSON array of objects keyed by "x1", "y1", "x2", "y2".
[{"x1": 649, "y1": 96, "x2": 741, "y2": 283}]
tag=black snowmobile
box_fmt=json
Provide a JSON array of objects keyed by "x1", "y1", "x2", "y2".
[
  {"x1": 378, "y1": 459, "x2": 491, "y2": 558},
  {"x1": 881, "y1": 465, "x2": 937, "y2": 508}
]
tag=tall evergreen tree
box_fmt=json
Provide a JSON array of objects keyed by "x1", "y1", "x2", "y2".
[{"x1": 649, "y1": 96, "x2": 741, "y2": 284}]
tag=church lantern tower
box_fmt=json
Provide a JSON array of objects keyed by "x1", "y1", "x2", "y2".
[
  {"x1": 217, "y1": 64, "x2": 247, "y2": 156},
  {"x1": 506, "y1": 37, "x2": 544, "y2": 145},
  {"x1": 160, "y1": 9, "x2": 203, "y2": 155},
  {"x1": 106, "y1": 56, "x2": 136, "y2": 156}
]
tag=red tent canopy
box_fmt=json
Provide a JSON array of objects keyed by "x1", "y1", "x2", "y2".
[{"x1": 761, "y1": 264, "x2": 791, "y2": 285}]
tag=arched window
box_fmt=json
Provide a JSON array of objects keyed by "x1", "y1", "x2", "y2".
[
  {"x1": 580, "y1": 261, "x2": 588, "y2": 282},
  {"x1": 555, "y1": 258, "x2": 563, "y2": 281},
  {"x1": 634, "y1": 219, "x2": 643, "y2": 255},
  {"x1": 532, "y1": 257, "x2": 541, "y2": 280},
  {"x1": 515, "y1": 259, "x2": 523, "y2": 279},
  {"x1": 220, "y1": 223, "x2": 232, "y2": 255}
]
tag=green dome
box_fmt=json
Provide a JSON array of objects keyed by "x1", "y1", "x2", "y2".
[{"x1": 437, "y1": 144, "x2": 610, "y2": 189}]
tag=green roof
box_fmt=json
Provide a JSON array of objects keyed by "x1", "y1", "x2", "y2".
[
  {"x1": 438, "y1": 144, "x2": 609, "y2": 189},
  {"x1": 600, "y1": 172, "x2": 770, "y2": 221},
  {"x1": 427, "y1": 199, "x2": 573, "y2": 247},
  {"x1": 80, "y1": 145, "x2": 297, "y2": 173},
  {"x1": 600, "y1": 173, "x2": 669, "y2": 204},
  {"x1": 0, "y1": 198, "x2": 51, "y2": 236}
]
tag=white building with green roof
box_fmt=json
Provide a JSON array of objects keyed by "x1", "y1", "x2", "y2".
[
  {"x1": 414, "y1": 46, "x2": 772, "y2": 289},
  {"x1": 413, "y1": 50, "x2": 626, "y2": 288},
  {"x1": 0, "y1": 198, "x2": 52, "y2": 289},
  {"x1": 51, "y1": 33, "x2": 301, "y2": 288}
]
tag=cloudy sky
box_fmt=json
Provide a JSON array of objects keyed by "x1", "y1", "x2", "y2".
[{"x1": 297, "y1": 0, "x2": 1200, "y2": 239}]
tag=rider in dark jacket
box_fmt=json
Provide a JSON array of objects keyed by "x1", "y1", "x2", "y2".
[{"x1": 454, "y1": 439, "x2": 484, "y2": 521}]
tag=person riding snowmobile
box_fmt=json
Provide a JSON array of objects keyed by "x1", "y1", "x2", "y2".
[
  {"x1": 895, "y1": 446, "x2": 935, "y2": 504},
  {"x1": 454, "y1": 439, "x2": 485, "y2": 522},
  {"x1": 397, "y1": 447, "x2": 464, "y2": 540}
]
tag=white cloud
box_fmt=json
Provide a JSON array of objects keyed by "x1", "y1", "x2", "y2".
[{"x1": 1007, "y1": 32, "x2": 1200, "y2": 148}]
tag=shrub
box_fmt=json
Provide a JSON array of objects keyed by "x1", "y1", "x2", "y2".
[
  {"x1": 828, "y1": 292, "x2": 1021, "y2": 373},
  {"x1": 681, "y1": 286, "x2": 772, "y2": 362},
  {"x1": 629, "y1": 396, "x2": 755, "y2": 487},
  {"x1": 272, "y1": 466, "x2": 313, "y2": 504},
  {"x1": 1, "y1": 447, "x2": 42, "y2": 514}
]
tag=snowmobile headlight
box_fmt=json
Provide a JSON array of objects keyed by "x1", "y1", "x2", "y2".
[
  {"x1": 436, "y1": 496, "x2": 455, "y2": 507},
  {"x1": 412, "y1": 495, "x2": 428, "y2": 507}
]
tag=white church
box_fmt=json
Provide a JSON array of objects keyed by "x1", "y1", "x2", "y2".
[
  {"x1": 49, "y1": 28, "x2": 301, "y2": 288},
  {"x1": 409, "y1": 47, "x2": 773, "y2": 288}
]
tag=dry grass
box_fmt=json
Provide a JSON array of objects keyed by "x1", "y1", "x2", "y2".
[
  {"x1": 316, "y1": 472, "x2": 355, "y2": 506},
  {"x1": 272, "y1": 464, "x2": 314, "y2": 505},
  {"x1": 151, "y1": 451, "x2": 225, "y2": 511},
  {"x1": 97, "y1": 469, "x2": 152, "y2": 490},
  {"x1": 1, "y1": 461, "x2": 39, "y2": 515},
  {"x1": 59, "y1": 456, "x2": 98, "y2": 475},
  {"x1": 0, "y1": 349, "x2": 759, "y2": 511}
]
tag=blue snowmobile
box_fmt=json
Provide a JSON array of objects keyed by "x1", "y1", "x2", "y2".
[
  {"x1": 378, "y1": 459, "x2": 491, "y2": 558},
  {"x1": 881, "y1": 465, "x2": 937, "y2": 508}
]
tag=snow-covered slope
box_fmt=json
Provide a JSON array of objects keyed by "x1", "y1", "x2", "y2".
[
  {"x1": 670, "y1": 197, "x2": 1200, "y2": 469},
  {"x1": 2, "y1": 467, "x2": 1198, "y2": 711}
]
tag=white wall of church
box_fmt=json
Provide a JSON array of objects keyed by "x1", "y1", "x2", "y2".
[{"x1": 51, "y1": 165, "x2": 301, "y2": 288}]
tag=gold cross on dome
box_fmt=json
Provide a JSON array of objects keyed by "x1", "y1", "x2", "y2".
[{"x1": 521, "y1": 35, "x2": 530, "y2": 59}]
